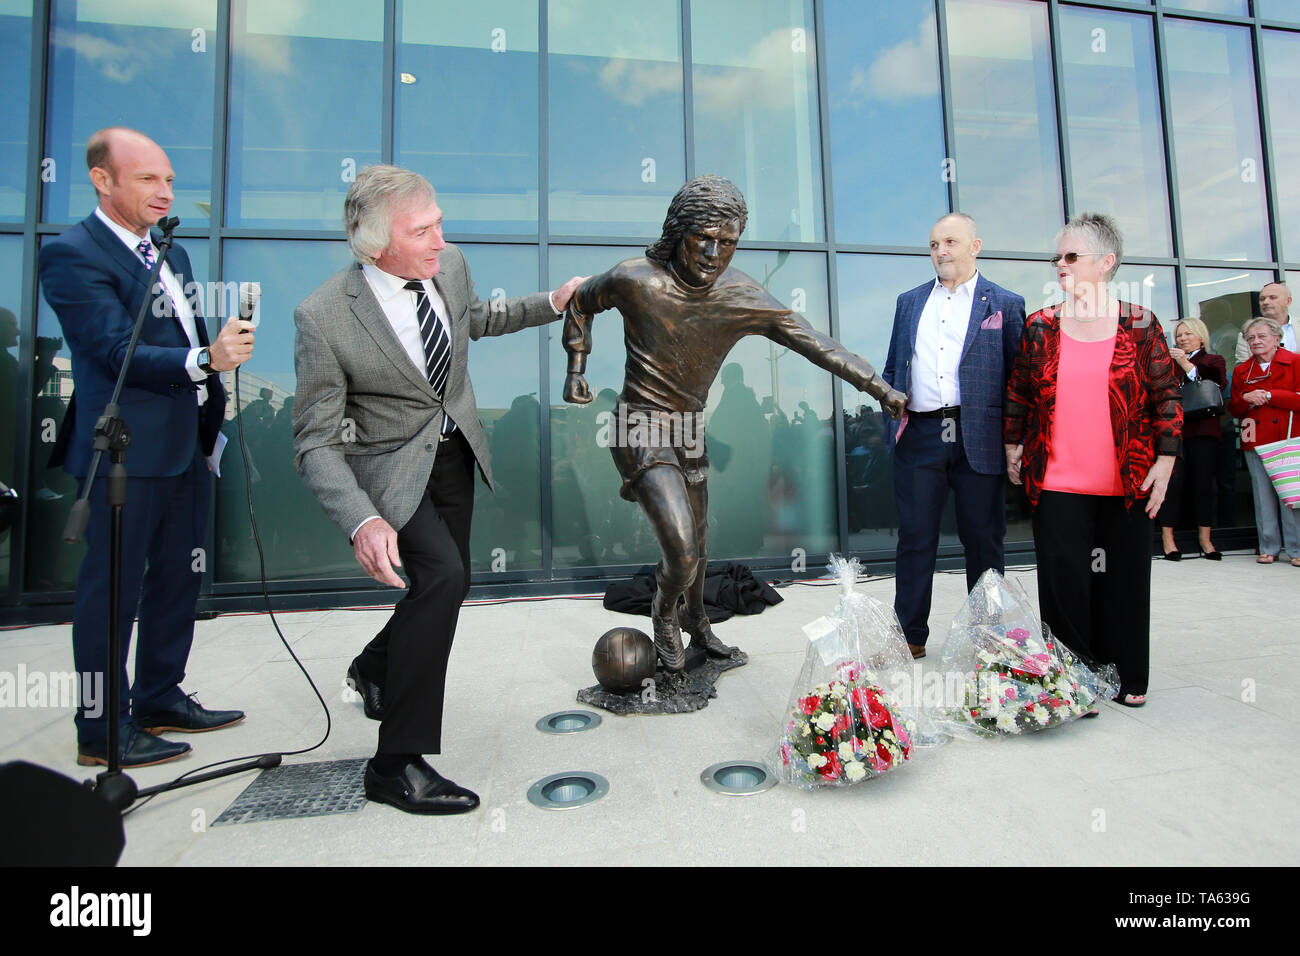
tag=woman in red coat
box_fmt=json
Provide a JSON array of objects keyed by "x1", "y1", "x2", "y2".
[
  {"x1": 1228, "y1": 317, "x2": 1300, "y2": 565},
  {"x1": 1004, "y1": 213, "x2": 1181, "y2": 709},
  {"x1": 1158, "y1": 317, "x2": 1228, "y2": 560}
]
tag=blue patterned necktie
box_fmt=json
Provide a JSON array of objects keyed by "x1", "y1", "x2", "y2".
[{"x1": 404, "y1": 280, "x2": 456, "y2": 435}]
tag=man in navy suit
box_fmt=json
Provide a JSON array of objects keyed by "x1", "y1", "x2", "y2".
[
  {"x1": 39, "y1": 127, "x2": 254, "y2": 767},
  {"x1": 882, "y1": 213, "x2": 1026, "y2": 658}
]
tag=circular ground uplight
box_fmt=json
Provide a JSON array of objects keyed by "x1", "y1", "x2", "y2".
[
  {"x1": 526, "y1": 772, "x2": 610, "y2": 811},
  {"x1": 534, "y1": 710, "x2": 602, "y2": 735},
  {"x1": 699, "y1": 761, "x2": 777, "y2": 796}
]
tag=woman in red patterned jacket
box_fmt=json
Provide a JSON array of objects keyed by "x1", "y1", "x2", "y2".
[{"x1": 1004, "y1": 213, "x2": 1182, "y2": 709}]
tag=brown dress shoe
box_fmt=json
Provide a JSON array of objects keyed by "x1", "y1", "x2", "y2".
[{"x1": 908, "y1": 643, "x2": 926, "y2": 660}]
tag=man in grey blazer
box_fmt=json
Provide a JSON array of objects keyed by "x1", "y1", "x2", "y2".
[{"x1": 293, "y1": 165, "x2": 583, "y2": 814}]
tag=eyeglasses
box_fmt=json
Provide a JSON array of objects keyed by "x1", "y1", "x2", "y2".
[{"x1": 1049, "y1": 252, "x2": 1108, "y2": 266}]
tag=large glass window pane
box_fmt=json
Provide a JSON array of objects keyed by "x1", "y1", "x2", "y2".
[
  {"x1": 549, "y1": 0, "x2": 682, "y2": 238},
  {"x1": 1263, "y1": 30, "x2": 1300, "y2": 263},
  {"x1": 824, "y1": 0, "x2": 947, "y2": 246},
  {"x1": 548, "y1": 244, "x2": 651, "y2": 569},
  {"x1": 215, "y1": 239, "x2": 355, "y2": 584},
  {"x1": 1258, "y1": 1, "x2": 1300, "y2": 22},
  {"x1": 0, "y1": 236, "x2": 22, "y2": 589},
  {"x1": 397, "y1": 1, "x2": 539, "y2": 236},
  {"x1": 1165, "y1": 20, "x2": 1271, "y2": 262},
  {"x1": 42, "y1": 0, "x2": 217, "y2": 226},
  {"x1": 1165, "y1": 1, "x2": 1248, "y2": 14},
  {"x1": 944, "y1": 0, "x2": 1063, "y2": 253},
  {"x1": 0, "y1": 1, "x2": 31, "y2": 222},
  {"x1": 226, "y1": 1, "x2": 382, "y2": 229},
  {"x1": 1058, "y1": 8, "x2": 1172, "y2": 257},
  {"x1": 690, "y1": 0, "x2": 824, "y2": 243},
  {"x1": 460, "y1": 244, "x2": 543, "y2": 575},
  {"x1": 26, "y1": 236, "x2": 208, "y2": 592},
  {"x1": 1184, "y1": 265, "x2": 1274, "y2": 531}
]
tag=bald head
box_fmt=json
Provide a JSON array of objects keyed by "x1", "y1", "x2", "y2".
[
  {"x1": 1259, "y1": 282, "x2": 1292, "y2": 324},
  {"x1": 929, "y1": 212, "x2": 982, "y2": 290},
  {"x1": 87, "y1": 127, "x2": 175, "y2": 236}
]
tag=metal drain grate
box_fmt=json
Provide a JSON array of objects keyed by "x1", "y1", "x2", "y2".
[{"x1": 213, "y1": 758, "x2": 369, "y2": 826}]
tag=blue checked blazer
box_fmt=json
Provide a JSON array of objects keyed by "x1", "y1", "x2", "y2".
[{"x1": 882, "y1": 273, "x2": 1026, "y2": 475}]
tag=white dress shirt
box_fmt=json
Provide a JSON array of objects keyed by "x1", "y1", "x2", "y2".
[
  {"x1": 94, "y1": 206, "x2": 208, "y2": 404},
  {"x1": 909, "y1": 271, "x2": 978, "y2": 412},
  {"x1": 361, "y1": 263, "x2": 452, "y2": 378}
]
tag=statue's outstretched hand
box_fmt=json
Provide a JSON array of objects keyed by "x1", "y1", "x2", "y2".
[
  {"x1": 879, "y1": 388, "x2": 907, "y2": 420},
  {"x1": 564, "y1": 372, "x2": 592, "y2": 405}
]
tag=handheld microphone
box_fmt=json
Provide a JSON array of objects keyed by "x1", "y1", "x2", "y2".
[{"x1": 238, "y1": 281, "x2": 262, "y2": 331}]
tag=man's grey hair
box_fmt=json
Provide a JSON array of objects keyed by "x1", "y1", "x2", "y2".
[
  {"x1": 1058, "y1": 212, "x2": 1123, "y2": 281},
  {"x1": 344, "y1": 164, "x2": 436, "y2": 265},
  {"x1": 1243, "y1": 316, "x2": 1284, "y2": 340}
]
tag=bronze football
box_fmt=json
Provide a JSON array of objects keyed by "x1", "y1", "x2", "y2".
[{"x1": 592, "y1": 626, "x2": 657, "y2": 694}]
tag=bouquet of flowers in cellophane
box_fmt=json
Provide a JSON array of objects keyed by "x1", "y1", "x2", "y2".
[
  {"x1": 773, "y1": 556, "x2": 918, "y2": 789},
  {"x1": 933, "y1": 570, "x2": 1118, "y2": 738}
]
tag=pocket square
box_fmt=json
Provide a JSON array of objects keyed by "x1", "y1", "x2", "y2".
[{"x1": 980, "y1": 311, "x2": 1003, "y2": 331}]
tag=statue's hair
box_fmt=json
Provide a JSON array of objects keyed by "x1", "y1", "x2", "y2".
[{"x1": 646, "y1": 175, "x2": 748, "y2": 264}]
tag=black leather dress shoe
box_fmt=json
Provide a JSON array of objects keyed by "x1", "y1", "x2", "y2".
[
  {"x1": 135, "y1": 695, "x2": 245, "y2": 734},
  {"x1": 346, "y1": 659, "x2": 384, "y2": 720},
  {"x1": 364, "y1": 758, "x2": 480, "y2": 815},
  {"x1": 77, "y1": 726, "x2": 192, "y2": 768}
]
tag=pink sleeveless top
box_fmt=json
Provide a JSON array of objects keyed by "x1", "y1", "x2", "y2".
[{"x1": 1043, "y1": 332, "x2": 1124, "y2": 497}]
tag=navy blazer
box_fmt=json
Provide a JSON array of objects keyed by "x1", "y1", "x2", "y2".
[
  {"x1": 38, "y1": 213, "x2": 226, "y2": 478},
  {"x1": 882, "y1": 273, "x2": 1027, "y2": 475}
]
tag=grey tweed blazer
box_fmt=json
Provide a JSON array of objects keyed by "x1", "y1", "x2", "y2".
[{"x1": 292, "y1": 245, "x2": 556, "y2": 537}]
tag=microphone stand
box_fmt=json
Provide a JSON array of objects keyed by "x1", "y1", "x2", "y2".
[{"x1": 63, "y1": 215, "x2": 278, "y2": 814}]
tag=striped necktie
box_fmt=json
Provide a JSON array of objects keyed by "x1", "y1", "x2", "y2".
[{"x1": 404, "y1": 280, "x2": 456, "y2": 435}]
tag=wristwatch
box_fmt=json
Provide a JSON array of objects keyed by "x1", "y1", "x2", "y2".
[{"x1": 197, "y1": 347, "x2": 215, "y2": 375}]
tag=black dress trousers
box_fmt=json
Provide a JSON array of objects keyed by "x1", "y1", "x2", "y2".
[{"x1": 357, "y1": 430, "x2": 475, "y2": 755}]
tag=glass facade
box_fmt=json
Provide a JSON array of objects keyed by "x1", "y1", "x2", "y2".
[{"x1": 4, "y1": 0, "x2": 1298, "y2": 615}]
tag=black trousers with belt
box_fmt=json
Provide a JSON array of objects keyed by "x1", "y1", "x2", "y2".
[
  {"x1": 357, "y1": 430, "x2": 475, "y2": 755},
  {"x1": 1032, "y1": 490, "x2": 1151, "y2": 696}
]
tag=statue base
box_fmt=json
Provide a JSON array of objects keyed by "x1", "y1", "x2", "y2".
[{"x1": 577, "y1": 644, "x2": 748, "y2": 715}]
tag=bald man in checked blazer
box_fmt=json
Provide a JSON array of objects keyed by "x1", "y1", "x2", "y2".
[{"x1": 293, "y1": 164, "x2": 583, "y2": 814}]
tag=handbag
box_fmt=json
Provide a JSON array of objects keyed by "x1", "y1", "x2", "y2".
[
  {"x1": 1180, "y1": 376, "x2": 1223, "y2": 420},
  {"x1": 1255, "y1": 411, "x2": 1300, "y2": 509}
]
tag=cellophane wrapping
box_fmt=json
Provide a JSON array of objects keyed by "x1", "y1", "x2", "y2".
[
  {"x1": 932, "y1": 569, "x2": 1118, "y2": 737},
  {"x1": 773, "y1": 556, "x2": 918, "y2": 789}
]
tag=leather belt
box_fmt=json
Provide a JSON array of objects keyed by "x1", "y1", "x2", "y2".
[{"x1": 910, "y1": 405, "x2": 961, "y2": 420}]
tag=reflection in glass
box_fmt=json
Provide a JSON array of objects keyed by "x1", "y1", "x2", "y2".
[
  {"x1": 397, "y1": 1, "x2": 538, "y2": 235},
  {"x1": 1258, "y1": 1, "x2": 1300, "y2": 22},
  {"x1": 26, "y1": 237, "x2": 208, "y2": 592},
  {"x1": 835, "y1": 254, "x2": 933, "y2": 552},
  {"x1": 549, "y1": 0, "x2": 683, "y2": 237},
  {"x1": 1165, "y1": 20, "x2": 1271, "y2": 262},
  {"x1": 548, "y1": 246, "x2": 652, "y2": 568},
  {"x1": 1263, "y1": 31, "x2": 1300, "y2": 263},
  {"x1": 1165, "y1": 1, "x2": 1248, "y2": 14},
  {"x1": 1058, "y1": 8, "x2": 1172, "y2": 257},
  {"x1": 42, "y1": 0, "x2": 217, "y2": 225},
  {"x1": 944, "y1": 0, "x2": 1062, "y2": 253},
  {"x1": 215, "y1": 239, "x2": 355, "y2": 584},
  {"x1": 690, "y1": 0, "x2": 823, "y2": 242},
  {"x1": 226, "y1": 0, "x2": 382, "y2": 228},
  {"x1": 824, "y1": 0, "x2": 947, "y2": 246},
  {"x1": 0, "y1": 236, "x2": 21, "y2": 590},
  {"x1": 1185, "y1": 266, "x2": 1274, "y2": 531},
  {"x1": 0, "y1": 2, "x2": 31, "y2": 222},
  {"x1": 460, "y1": 244, "x2": 543, "y2": 575}
]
